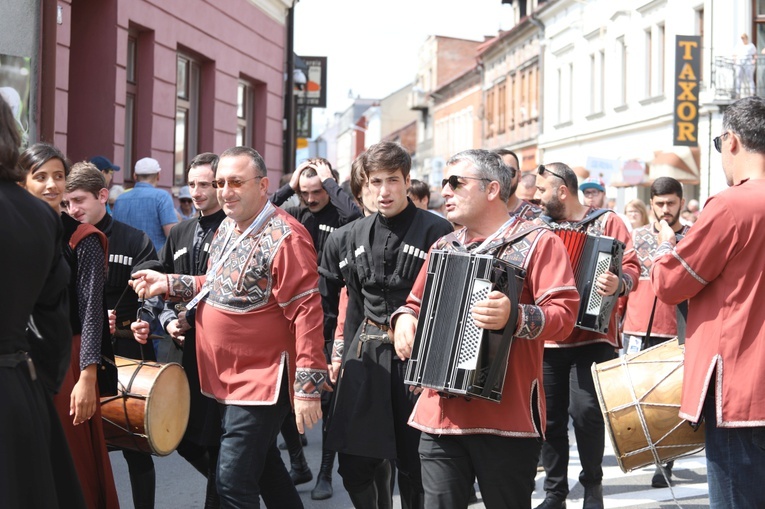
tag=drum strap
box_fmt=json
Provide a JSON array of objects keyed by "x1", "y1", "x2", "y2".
[
  {"x1": 675, "y1": 301, "x2": 688, "y2": 346},
  {"x1": 644, "y1": 297, "x2": 658, "y2": 344}
]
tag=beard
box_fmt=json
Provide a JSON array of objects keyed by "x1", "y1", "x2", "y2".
[
  {"x1": 653, "y1": 208, "x2": 680, "y2": 227},
  {"x1": 543, "y1": 194, "x2": 565, "y2": 221}
]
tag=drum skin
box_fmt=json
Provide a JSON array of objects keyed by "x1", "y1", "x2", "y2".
[
  {"x1": 592, "y1": 339, "x2": 705, "y2": 472},
  {"x1": 100, "y1": 356, "x2": 190, "y2": 456}
]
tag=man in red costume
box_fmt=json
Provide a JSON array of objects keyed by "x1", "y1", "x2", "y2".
[
  {"x1": 131, "y1": 146, "x2": 329, "y2": 508},
  {"x1": 393, "y1": 149, "x2": 579, "y2": 509},
  {"x1": 651, "y1": 96, "x2": 765, "y2": 509},
  {"x1": 534, "y1": 162, "x2": 640, "y2": 509}
]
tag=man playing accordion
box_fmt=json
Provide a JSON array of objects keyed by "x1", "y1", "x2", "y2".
[
  {"x1": 392, "y1": 150, "x2": 579, "y2": 509},
  {"x1": 533, "y1": 163, "x2": 640, "y2": 509}
]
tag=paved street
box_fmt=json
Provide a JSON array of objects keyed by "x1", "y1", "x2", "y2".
[{"x1": 111, "y1": 414, "x2": 710, "y2": 508}]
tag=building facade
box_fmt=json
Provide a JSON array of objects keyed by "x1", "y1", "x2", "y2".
[{"x1": 1, "y1": 0, "x2": 291, "y2": 194}]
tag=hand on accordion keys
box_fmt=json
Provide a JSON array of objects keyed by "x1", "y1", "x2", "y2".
[
  {"x1": 595, "y1": 270, "x2": 621, "y2": 297},
  {"x1": 470, "y1": 290, "x2": 513, "y2": 331}
]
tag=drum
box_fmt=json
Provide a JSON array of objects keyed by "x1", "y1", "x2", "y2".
[
  {"x1": 591, "y1": 339, "x2": 705, "y2": 472},
  {"x1": 100, "y1": 356, "x2": 190, "y2": 456}
]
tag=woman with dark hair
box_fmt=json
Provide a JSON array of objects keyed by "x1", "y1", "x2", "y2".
[
  {"x1": 0, "y1": 97, "x2": 86, "y2": 508},
  {"x1": 20, "y1": 143, "x2": 119, "y2": 509}
]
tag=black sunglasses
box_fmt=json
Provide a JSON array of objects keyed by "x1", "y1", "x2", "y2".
[
  {"x1": 537, "y1": 164, "x2": 566, "y2": 182},
  {"x1": 713, "y1": 132, "x2": 730, "y2": 153},
  {"x1": 212, "y1": 176, "x2": 263, "y2": 189},
  {"x1": 441, "y1": 175, "x2": 492, "y2": 190}
]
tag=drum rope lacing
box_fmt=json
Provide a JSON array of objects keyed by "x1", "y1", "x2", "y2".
[{"x1": 617, "y1": 351, "x2": 688, "y2": 508}]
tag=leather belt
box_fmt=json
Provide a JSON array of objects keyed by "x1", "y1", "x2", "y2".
[
  {"x1": 363, "y1": 318, "x2": 390, "y2": 333},
  {"x1": 0, "y1": 351, "x2": 37, "y2": 380},
  {"x1": 358, "y1": 319, "x2": 392, "y2": 356}
]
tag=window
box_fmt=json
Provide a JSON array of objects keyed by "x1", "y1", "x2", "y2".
[
  {"x1": 510, "y1": 76, "x2": 516, "y2": 129},
  {"x1": 658, "y1": 24, "x2": 665, "y2": 95},
  {"x1": 236, "y1": 80, "x2": 254, "y2": 147},
  {"x1": 125, "y1": 35, "x2": 137, "y2": 179},
  {"x1": 486, "y1": 87, "x2": 495, "y2": 138},
  {"x1": 497, "y1": 82, "x2": 506, "y2": 134},
  {"x1": 617, "y1": 36, "x2": 628, "y2": 105},
  {"x1": 645, "y1": 29, "x2": 653, "y2": 98},
  {"x1": 175, "y1": 54, "x2": 200, "y2": 187}
]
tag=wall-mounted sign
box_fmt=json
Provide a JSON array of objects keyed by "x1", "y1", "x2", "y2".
[
  {"x1": 673, "y1": 36, "x2": 701, "y2": 146},
  {"x1": 296, "y1": 56, "x2": 327, "y2": 108}
]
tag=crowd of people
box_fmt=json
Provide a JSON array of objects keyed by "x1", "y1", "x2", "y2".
[{"x1": 2, "y1": 91, "x2": 764, "y2": 509}]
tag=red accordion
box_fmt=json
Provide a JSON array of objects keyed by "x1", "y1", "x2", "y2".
[{"x1": 552, "y1": 229, "x2": 624, "y2": 334}]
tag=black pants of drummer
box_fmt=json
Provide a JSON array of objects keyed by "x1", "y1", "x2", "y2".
[
  {"x1": 420, "y1": 432, "x2": 540, "y2": 509},
  {"x1": 337, "y1": 360, "x2": 423, "y2": 508},
  {"x1": 540, "y1": 342, "x2": 616, "y2": 499}
]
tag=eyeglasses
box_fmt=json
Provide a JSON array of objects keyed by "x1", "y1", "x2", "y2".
[
  {"x1": 212, "y1": 176, "x2": 263, "y2": 189},
  {"x1": 441, "y1": 175, "x2": 492, "y2": 190},
  {"x1": 713, "y1": 132, "x2": 730, "y2": 153},
  {"x1": 537, "y1": 164, "x2": 566, "y2": 182}
]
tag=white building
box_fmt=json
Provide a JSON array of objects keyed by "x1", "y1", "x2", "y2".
[{"x1": 537, "y1": 0, "x2": 752, "y2": 208}]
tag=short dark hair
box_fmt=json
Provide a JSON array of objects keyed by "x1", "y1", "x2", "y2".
[
  {"x1": 408, "y1": 179, "x2": 430, "y2": 201},
  {"x1": 494, "y1": 148, "x2": 519, "y2": 175},
  {"x1": 723, "y1": 96, "x2": 765, "y2": 153},
  {"x1": 650, "y1": 176, "x2": 683, "y2": 199},
  {"x1": 301, "y1": 157, "x2": 339, "y2": 182},
  {"x1": 187, "y1": 152, "x2": 219, "y2": 176},
  {"x1": 350, "y1": 153, "x2": 367, "y2": 203},
  {"x1": 218, "y1": 146, "x2": 267, "y2": 177},
  {"x1": 66, "y1": 162, "x2": 107, "y2": 198},
  {"x1": 0, "y1": 95, "x2": 22, "y2": 182},
  {"x1": 363, "y1": 141, "x2": 411, "y2": 179},
  {"x1": 541, "y1": 162, "x2": 579, "y2": 195},
  {"x1": 18, "y1": 143, "x2": 71, "y2": 179}
]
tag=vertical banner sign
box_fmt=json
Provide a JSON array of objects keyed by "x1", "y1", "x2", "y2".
[
  {"x1": 673, "y1": 36, "x2": 701, "y2": 146},
  {"x1": 296, "y1": 56, "x2": 327, "y2": 108}
]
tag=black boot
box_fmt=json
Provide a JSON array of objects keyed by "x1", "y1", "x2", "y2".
[
  {"x1": 534, "y1": 496, "x2": 566, "y2": 509},
  {"x1": 128, "y1": 468, "x2": 156, "y2": 509},
  {"x1": 375, "y1": 460, "x2": 393, "y2": 509},
  {"x1": 311, "y1": 448, "x2": 335, "y2": 500},
  {"x1": 348, "y1": 482, "x2": 380, "y2": 509},
  {"x1": 582, "y1": 483, "x2": 603, "y2": 509},
  {"x1": 651, "y1": 461, "x2": 674, "y2": 488},
  {"x1": 289, "y1": 447, "x2": 313, "y2": 485}
]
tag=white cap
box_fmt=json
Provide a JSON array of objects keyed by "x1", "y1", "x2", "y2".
[{"x1": 135, "y1": 157, "x2": 161, "y2": 175}]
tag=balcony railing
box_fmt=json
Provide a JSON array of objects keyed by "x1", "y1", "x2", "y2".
[{"x1": 712, "y1": 55, "x2": 765, "y2": 100}]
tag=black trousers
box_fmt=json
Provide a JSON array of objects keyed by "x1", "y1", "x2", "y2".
[
  {"x1": 419, "y1": 432, "x2": 540, "y2": 509},
  {"x1": 540, "y1": 342, "x2": 615, "y2": 499}
]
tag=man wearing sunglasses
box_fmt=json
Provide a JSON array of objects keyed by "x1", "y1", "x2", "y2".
[
  {"x1": 534, "y1": 162, "x2": 640, "y2": 509},
  {"x1": 131, "y1": 146, "x2": 331, "y2": 508},
  {"x1": 319, "y1": 141, "x2": 452, "y2": 508},
  {"x1": 495, "y1": 149, "x2": 542, "y2": 220},
  {"x1": 651, "y1": 96, "x2": 765, "y2": 509},
  {"x1": 391, "y1": 149, "x2": 579, "y2": 509}
]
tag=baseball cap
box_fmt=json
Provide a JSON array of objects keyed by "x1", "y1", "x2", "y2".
[
  {"x1": 90, "y1": 155, "x2": 120, "y2": 173},
  {"x1": 579, "y1": 177, "x2": 605, "y2": 193},
  {"x1": 134, "y1": 157, "x2": 161, "y2": 175},
  {"x1": 178, "y1": 186, "x2": 192, "y2": 200}
]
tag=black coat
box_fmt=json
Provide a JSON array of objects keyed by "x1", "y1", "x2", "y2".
[
  {"x1": 158, "y1": 210, "x2": 225, "y2": 447},
  {"x1": 320, "y1": 204, "x2": 453, "y2": 458}
]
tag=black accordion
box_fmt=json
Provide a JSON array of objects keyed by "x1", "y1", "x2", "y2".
[
  {"x1": 404, "y1": 250, "x2": 526, "y2": 403},
  {"x1": 552, "y1": 229, "x2": 625, "y2": 334}
]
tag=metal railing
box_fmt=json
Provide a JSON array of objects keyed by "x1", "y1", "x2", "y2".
[{"x1": 712, "y1": 55, "x2": 765, "y2": 100}]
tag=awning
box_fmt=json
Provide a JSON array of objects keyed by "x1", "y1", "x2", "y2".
[{"x1": 648, "y1": 146, "x2": 700, "y2": 184}]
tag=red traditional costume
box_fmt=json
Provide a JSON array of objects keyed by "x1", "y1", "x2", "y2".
[
  {"x1": 394, "y1": 218, "x2": 579, "y2": 437},
  {"x1": 651, "y1": 179, "x2": 765, "y2": 425},
  {"x1": 623, "y1": 223, "x2": 691, "y2": 339}
]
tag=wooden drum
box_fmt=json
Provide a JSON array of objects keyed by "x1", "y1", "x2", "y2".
[
  {"x1": 100, "y1": 356, "x2": 190, "y2": 456},
  {"x1": 591, "y1": 339, "x2": 705, "y2": 472}
]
